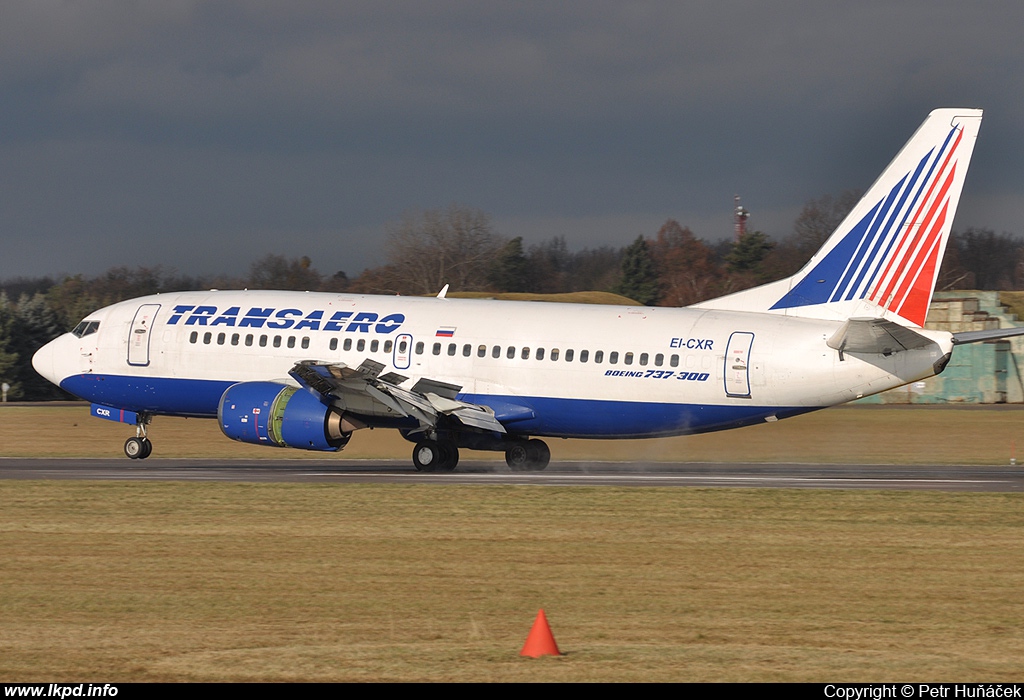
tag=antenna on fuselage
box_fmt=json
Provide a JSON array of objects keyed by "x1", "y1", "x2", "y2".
[{"x1": 436, "y1": 284, "x2": 449, "y2": 299}]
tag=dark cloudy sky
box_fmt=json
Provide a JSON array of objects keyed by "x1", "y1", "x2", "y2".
[{"x1": 3, "y1": 1, "x2": 1022, "y2": 280}]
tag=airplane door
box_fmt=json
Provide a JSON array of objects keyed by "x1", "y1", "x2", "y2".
[
  {"x1": 724, "y1": 331, "x2": 754, "y2": 398},
  {"x1": 393, "y1": 333, "x2": 413, "y2": 370},
  {"x1": 127, "y1": 304, "x2": 160, "y2": 367}
]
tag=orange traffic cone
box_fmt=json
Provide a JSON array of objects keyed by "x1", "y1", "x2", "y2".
[{"x1": 520, "y1": 609, "x2": 561, "y2": 657}]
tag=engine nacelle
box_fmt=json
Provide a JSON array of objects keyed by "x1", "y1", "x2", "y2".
[{"x1": 218, "y1": 382, "x2": 350, "y2": 451}]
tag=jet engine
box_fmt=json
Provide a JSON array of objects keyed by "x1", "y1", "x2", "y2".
[{"x1": 218, "y1": 381, "x2": 351, "y2": 451}]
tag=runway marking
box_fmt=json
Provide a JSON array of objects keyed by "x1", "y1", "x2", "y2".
[{"x1": 298, "y1": 472, "x2": 1004, "y2": 485}]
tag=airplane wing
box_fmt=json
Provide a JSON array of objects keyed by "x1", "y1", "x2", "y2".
[{"x1": 288, "y1": 359, "x2": 507, "y2": 435}]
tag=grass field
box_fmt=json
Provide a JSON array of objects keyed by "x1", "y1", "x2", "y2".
[
  {"x1": 2, "y1": 481, "x2": 1023, "y2": 682},
  {"x1": 2, "y1": 405, "x2": 1024, "y2": 681},
  {"x1": 2, "y1": 403, "x2": 1024, "y2": 464}
]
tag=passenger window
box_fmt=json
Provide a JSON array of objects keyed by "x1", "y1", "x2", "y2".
[
  {"x1": 384, "y1": 340, "x2": 393, "y2": 353},
  {"x1": 245, "y1": 334, "x2": 253, "y2": 347},
  {"x1": 492, "y1": 345, "x2": 501, "y2": 358},
  {"x1": 330, "y1": 338, "x2": 338, "y2": 351},
  {"x1": 521, "y1": 347, "x2": 530, "y2": 360},
  {"x1": 565, "y1": 349, "x2": 574, "y2": 362},
  {"x1": 287, "y1": 336, "x2": 296, "y2": 349},
  {"x1": 203, "y1": 332, "x2": 212, "y2": 344},
  {"x1": 447, "y1": 343, "x2": 456, "y2": 356},
  {"x1": 230, "y1": 333, "x2": 239, "y2": 346},
  {"x1": 189, "y1": 331, "x2": 198, "y2": 344},
  {"x1": 580, "y1": 350, "x2": 589, "y2": 363},
  {"x1": 370, "y1": 339, "x2": 379, "y2": 353},
  {"x1": 399, "y1": 340, "x2": 407, "y2": 353},
  {"x1": 594, "y1": 350, "x2": 603, "y2": 363},
  {"x1": 639, "y1": 353, "x2": 648, "y2": 366},
  {"x1": 302, "y1": 337, "x2": 310, "y2": 349},
  {"x1": 463, "y1": 344, "x2": 472, "y2": 357},
  {"x1": 507, "y1": 346, "x2": 515, "y2": 359},
  {"x1": 433, "y1": 343, "x2": 441, "y2": 356},
  {"x1": 344, "y1": 338, "x2": 353, "y2": 351},
  {"x1": 415, "y1": 341, "x2": 424, "y2": 354},
  {"x1": 655, "y1": 353, "x2": 663, "y2": 367},
  {"x1": 609, "y1": 351, "x2": 618, "y2": 364},
  {"x1": 624, "y1": 352, "x2": 633, "y2": 365},
  {"x1": 259, "y1": 335, "x2": 268, "y2": 347},
  {"x1": 536, "y1": 348, "x2": 545, "y2": 360},
  {"x1": 551, "y1": 348, "x2": 560, "y2": 361},
  {"x1": 357, "y1": 339, "x2": 365, "y2": 352},
  {"x1": 670, "y1": 354, "x2": 679, "y2": 367},
  {"x1": 273, "y1": 336, "x2": 282, "y2": 348},
  {"x1": 217, "y1": 332, "x2": 226, "y2": 345},
  {"x1": 478, "y1": 345, "x2": 487, "y2": 358}
]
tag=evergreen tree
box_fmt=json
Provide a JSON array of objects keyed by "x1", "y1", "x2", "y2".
[
  {"x1": 487, "y1": 237, "x2": 531, "y2": 292},
  {"x1": 10, "y1": 293, "x2": 69, "y2": 400},
  {"x1": 726, "y1": 231, "x2": 775, "y2": 276},
  {"x1": 614, "y1": 236, "x2": 659, "y2": 305},
  {"x1": 0, "y1": 294, "x2": 19, "y2": 400}
]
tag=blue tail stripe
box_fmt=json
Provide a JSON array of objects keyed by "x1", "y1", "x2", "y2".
[
  {"x1": 832, "y1": 174, "x2": 906, "y2": 302},
  {"x1": 770, "y1": 201, "x2": 880, "y2": 310},
  {"x1": 847, "y1": 149, "x2": 937, "y2": 298},
  {"x1": 843, "y1": 149, "x2": 932, "y2": 301},
  {"x1": 865, "y1": 127, "x2": 959, "y2": 299}
]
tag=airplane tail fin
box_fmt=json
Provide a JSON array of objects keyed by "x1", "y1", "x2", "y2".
[{"x1": 694, "y1": 108, "x2": 983, "y2": 327}]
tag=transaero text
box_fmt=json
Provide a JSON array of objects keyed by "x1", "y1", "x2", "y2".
[{"x1": 166, "y1": 306, "x2": 405, "y2": 334}]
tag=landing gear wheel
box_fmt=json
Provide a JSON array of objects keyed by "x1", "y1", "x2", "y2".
[
  {"x1": 506, "y1": 439, "x2": 550, "y2": 471},
  {"x1": 437, "y1": 440, "x2": 459, "y2": 472},
  {"x1": 124, "y1": 437, "x2": 151, "y2": 460},
  {"x1": 526, "y1": 439, "x2": 550, "y2": 471},
  {"x1": 413, "y1": 440, "x2": 460, "y2": 472},
  {"x1": 412, "y1": 441, "x2": 440, "y2": 471},
  {"x1": 505, "y1": 443, "x2": 531, "y2": 471}
]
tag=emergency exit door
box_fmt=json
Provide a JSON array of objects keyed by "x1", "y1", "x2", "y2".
[
  {"x1": 127, "y1": 304, "x2": 160, "y2": 367},
  {"x1": 724, "y1": 331, "x2": 754, "y2": 398}
]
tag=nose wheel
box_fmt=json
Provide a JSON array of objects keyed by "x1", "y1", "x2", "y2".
[
  {"x1": 124, "y1": 436, "x2": 152, "y2": 459},
  {"x1": 124, "y1": 415, "x2": 153, "y2": 459}
]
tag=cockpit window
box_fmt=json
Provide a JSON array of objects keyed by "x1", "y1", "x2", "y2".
[{"x1": 71, "y1": 321, "x2": 100, "y2": 338}]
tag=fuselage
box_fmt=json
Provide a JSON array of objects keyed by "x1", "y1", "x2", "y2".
[{"x1": 32, "y1": 290, "x2": 954, "y2": 439}]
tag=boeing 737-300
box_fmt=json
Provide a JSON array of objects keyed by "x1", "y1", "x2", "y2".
[{"x1": 33, "y1": 108, "x2": 1017, "y2": 471}]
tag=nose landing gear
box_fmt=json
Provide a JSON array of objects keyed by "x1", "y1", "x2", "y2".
[{"x1": 123, "y1": 415, "x2": 153, "y2": 460}]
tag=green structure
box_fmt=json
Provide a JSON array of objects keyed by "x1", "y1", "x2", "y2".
[{"x1": 858, "y1": 291, "x2": 1024, "y2": 404}]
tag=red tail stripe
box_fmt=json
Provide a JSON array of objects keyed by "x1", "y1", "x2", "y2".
[{"x1": 868, "y1": 127, "x2": 963, "y2": 303}]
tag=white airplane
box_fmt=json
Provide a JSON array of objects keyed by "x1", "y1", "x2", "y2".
[{"x1": 32, "y1": 108, "x2": 1014, "y2": 471}]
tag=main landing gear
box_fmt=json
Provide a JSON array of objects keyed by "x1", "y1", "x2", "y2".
[
  {"x1": 410, "y1": 436, "x2": 551, "y2": 472},
  {"x1": 124, "y1": 416, "x2": 153, "y2": 460},
  {"x1": 412, "y1": 439, "x2": 459, "y2": 472},
  {"x1": 504, "y1": 439, "x2": 551, "y2": 472}
]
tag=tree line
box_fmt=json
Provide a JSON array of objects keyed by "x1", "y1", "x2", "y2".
[{"x1": 3, "y1": 198, "x2": 1023, "y2": 400}]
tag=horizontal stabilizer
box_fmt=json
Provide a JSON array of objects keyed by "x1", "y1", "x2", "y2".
[
  {"x1": 827, "y1": 318, "x2": 935, "y2": 355},
  {"x1": 952, "y1": 327, "x2": 1024, "y2": 345}
]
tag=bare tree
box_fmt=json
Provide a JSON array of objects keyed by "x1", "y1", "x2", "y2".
[
  {"x1": 793, "y1": 189, "x2": 862, "y2": 256},
  {"x1": 386, "y1": 205, "x2": 506, "y2": 294}
]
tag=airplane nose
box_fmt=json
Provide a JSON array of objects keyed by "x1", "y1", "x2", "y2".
[{"x1": 32, "y1": 336, "x2": 63, "y2": 387}]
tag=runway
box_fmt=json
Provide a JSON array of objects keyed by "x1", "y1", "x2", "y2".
[{"x1": 1, "y1": 458, "x2": 1023, "y2": 491}]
